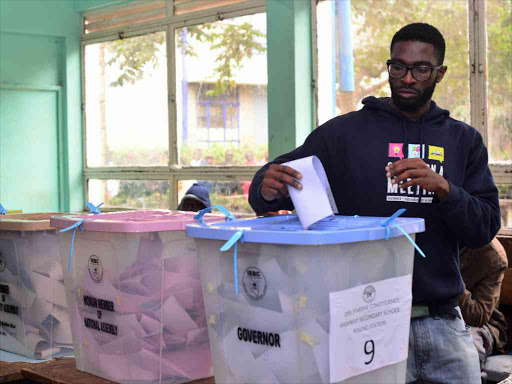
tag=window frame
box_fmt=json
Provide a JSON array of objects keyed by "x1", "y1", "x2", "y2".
[
  {"x1": 311, "y1": 0, "x2": 512, "y2": 234},
  {"x1": 81, "y1": 0, "x2": 266, "y2": 210}
]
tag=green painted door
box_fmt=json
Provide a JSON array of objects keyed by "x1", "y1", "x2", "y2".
[{"x1": 0, "y1": 88, "x2": 60, "y2": 212}]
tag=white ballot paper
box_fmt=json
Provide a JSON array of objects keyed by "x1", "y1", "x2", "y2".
[
  {"x1": 329, "y1": 274, "x2": 412, "y2": 383},
  {"x1": 283, "y1": 156, "x2": 338, "y2": 229}
]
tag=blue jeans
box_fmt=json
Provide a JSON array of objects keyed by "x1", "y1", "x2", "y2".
[{"x1": 406, "y1": 307, "x2": 481, "y2": 384}]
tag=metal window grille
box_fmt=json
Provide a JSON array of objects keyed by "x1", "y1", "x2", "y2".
[{"x1": 197, "y1": 84, "x2": 240, "y2": 146}]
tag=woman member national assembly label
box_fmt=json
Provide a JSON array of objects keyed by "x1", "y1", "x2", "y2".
[{"x1": 329, "y1": 274, "x2": 412, "y2": 382}]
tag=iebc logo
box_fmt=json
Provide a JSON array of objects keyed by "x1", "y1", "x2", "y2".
[
  {"x1": 242, "y1": 267, "x2": 267, "y2": 301},
  {"x1": 88, "y1": 255, "x2": 103, "y2": 283},
  {"x1": 363, "y1": 285, "x2": 376, "y2": 303}
]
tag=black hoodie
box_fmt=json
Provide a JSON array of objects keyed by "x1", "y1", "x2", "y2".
[{"x1": 249, "y1": 96, "x2": 501, "y2": 304}]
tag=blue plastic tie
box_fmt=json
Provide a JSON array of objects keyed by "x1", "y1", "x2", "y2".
[
  {"x1": 194, "y1": 205, "x2": 235, "y2": 224},
  {"x1": 220, "y1": 230, "x2": 244, "y2": 296},
  {"x1": 0, "y1": 203, "x2": 6, "y2": 215},
  {"x1": 381, "y1": 208, "x2": 406, "y2": 230},
  {"x1": 59, "y1": 220, "x2": 84, "y2": 272},
  {"x1": 381, "y1": 209, "x2": 426, "y2": 258},
  {"x1": 86, "y1": 202, "x2": 104, "y2": 214}
]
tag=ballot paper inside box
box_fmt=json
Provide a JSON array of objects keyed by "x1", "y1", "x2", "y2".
[
  {"x1": 51, "y1": 210, "x2": 221, "y2": 384},
  {"x1": 186, "y1": 214, "x2": 425, "y2": 384},
  {"x1": 0, "y1": 213, "x2": 73, "y2": 360}
]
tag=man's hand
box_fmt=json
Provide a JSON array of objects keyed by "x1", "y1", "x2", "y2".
[
  {"x1": 385, "y1": 158, "x2": 450, "y2": 200},
  {"x1": 261, "y1": 164, "x2": 302, "y2": 202}
]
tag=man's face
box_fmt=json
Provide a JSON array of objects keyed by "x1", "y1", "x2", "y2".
[
  {"x1": 389, "y1": 41, "x2": 446, "y2": 113},
  {"x1": 181, "y1": 198, "x2": 206, "y2": 212}
]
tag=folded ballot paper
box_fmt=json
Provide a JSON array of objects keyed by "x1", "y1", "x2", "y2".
[
  {"x1": 0, "y1": 214, "x2": 73, "y2": 360},
  {"x1": 51, "y1": 210, "x2": 219, "y2": 384},
  {"x1": 70, "y1": 247, "x2": 211, "y2": 383},
  {"x1": 194, "y1": 240, "x2": 413, "y2": 384},
  {"x1": 283, "y1": 156, "x2": 338, "y2": 228},
  {"x1": 186, "y1": 202, "x2": 425, "y2": 383}
]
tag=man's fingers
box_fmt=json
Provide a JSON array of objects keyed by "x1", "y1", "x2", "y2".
[
  {"x1": 261, "y1": 184, "x2": 289, "y2": 201},
  {"x1": 264, "y1": 178, "x2": 290, "y2": 197},
  {"x1": 399, "y1": 178, "x2": 424, "y2": 189},
  {"x1": 386, "y1": 159, "x2": 448, "y2": 197},
  {"x1": 391, "y1": 169, "x2": 427, "y2": 184},
  {"x1": 261, "y1": 164, "x2": 303, "y2": 201},
  {"x1": 267, "y1": 165, "x2": 303, "y2": 190},
  {"x1": 276, "y1": 173, "x2": 302, "y2": 190},
  {"x1": 271, "y1": 164, "x2": 302, "y2": 180},
  {"x1": 386, "y1": 158, "x2": 429, "y2": 177}
]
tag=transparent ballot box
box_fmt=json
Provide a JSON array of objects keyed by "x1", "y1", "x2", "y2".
[
  {"x1": 0, "y1": 213, "x2": 73, "y2": 359},
  {"x1": 51, "y1": 210, "x2": 221, "y2": 384},
  {"x1": 186, "y1": 214, "x2": 425, "y2": 384}
]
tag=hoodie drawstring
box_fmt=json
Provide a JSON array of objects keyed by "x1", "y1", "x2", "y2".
[
  {"x1": 403, "y1": 116, "x2": 425, "y2": 160},
  {"x1": 403, "y1": 120, "x2": 408, "y2": 158},
  {"x1": 420, "y1": 116, "x2": 425, "y2": 159}
]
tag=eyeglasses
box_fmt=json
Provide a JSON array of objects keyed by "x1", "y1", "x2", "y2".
[{"x1": 387, "y1": 60, "x2": 443, "y2": 81}]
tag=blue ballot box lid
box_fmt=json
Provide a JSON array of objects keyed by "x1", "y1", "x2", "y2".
[{"x1": 186, "y1": 214, "x2": 425, "y2": 245}]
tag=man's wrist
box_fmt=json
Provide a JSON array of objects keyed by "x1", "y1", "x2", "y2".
[{"x1": 435, "y1": 179, "x2": 450, "y2": 201}]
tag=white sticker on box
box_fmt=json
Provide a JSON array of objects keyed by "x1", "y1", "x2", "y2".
[{"x1": 329, "y1": 274, "x2": 412, "y2": 383}]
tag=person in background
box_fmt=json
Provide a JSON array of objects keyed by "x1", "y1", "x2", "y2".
[
  {"x1": 223, "y1": 150, "x2": 234, "y2": 166},
  {"x1": 190, "y1": 148, "x2": 205, "y2": 166},
  {"x1": 245, "y1": 151, "x2": 257, "y2": 165},
  {"x1": 459, "y1": 238, "x2": 508, "y2": 371},
  {"x1": 205, "y1": 155, "x2": 215, "y2": 165},
  {"x1": 177, "y1": 183, "x2": 211, "y2": 212},
  {"x1": 249, "y1": 23, "x2": 501, "y2": 384}
]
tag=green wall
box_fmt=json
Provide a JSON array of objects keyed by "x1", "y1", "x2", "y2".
[
  {"x1": 0, "y1": 0, "x2": 83, "y2": 212},
  {"x1": 266, "y1": 0, "x2": 314, "y2": 160}
]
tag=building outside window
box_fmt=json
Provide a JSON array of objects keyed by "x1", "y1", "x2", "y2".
[{"x1": 195, "y1": 84, "x2": 240, "y2": 146}]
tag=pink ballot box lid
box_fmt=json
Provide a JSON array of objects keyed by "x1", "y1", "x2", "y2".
[{"x1": 50, "y1": 210, "x2": 223, "y2": 233}]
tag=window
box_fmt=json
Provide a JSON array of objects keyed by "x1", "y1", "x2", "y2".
[
  {"x1": 498, "y1": 185, "x2": 512, "y2": 229},
  {"x1": 84, "y1": 32, "x2": 169, "y2": 167},
  {"x1": 175, "y1": 13, "x2": 268, "y2": 167},
  {"x1": 178, "y1": 179, "x2": 254, "y2": 214},
  {"x1": 88, "y1": 179, "x2": 170, "y2": 209},
  {"x1": 82, "y1": 0, "x2": 267, "y2": 213},
  {"x1": 313, "y1": 0, "x2": 512, "y2": 230},
  {"x1": 486, "y1": 0, "x2": 512, "y2": 164}
]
